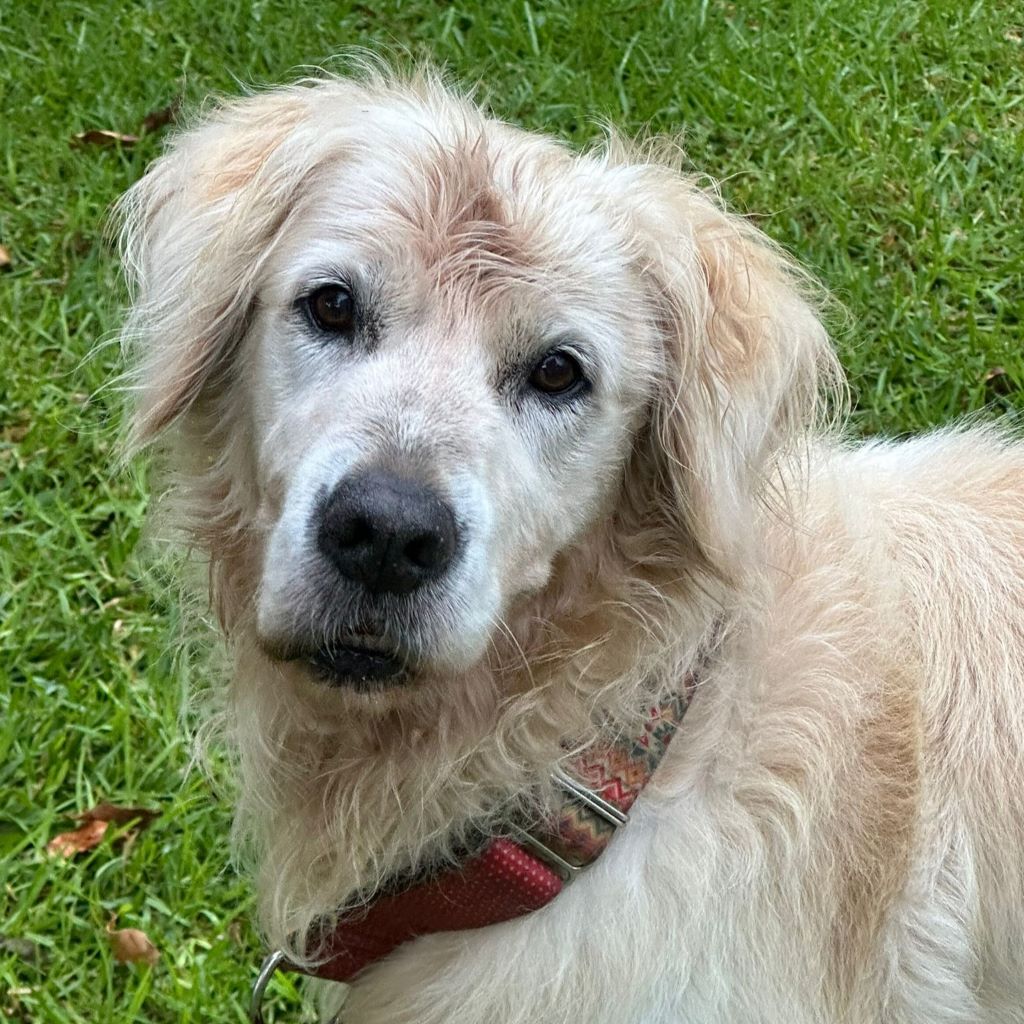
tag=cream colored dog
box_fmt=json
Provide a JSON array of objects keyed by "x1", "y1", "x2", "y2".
[{"x1": 118, "y1": 67, "x2": 1024, "y2": 1023}]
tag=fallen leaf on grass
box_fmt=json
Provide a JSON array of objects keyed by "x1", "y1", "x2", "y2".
[
  {"x1": 46, "y1": 802, "x2": 159, "y2": 858},
  {"x1": 106, "y1": 917, "x2": 160, "y2": 965},
  {"x1": 0, "y1": 244, "x2": 10, "y2": 270},
  {"x1": 46, "y1": 819, "x2": 107, "y2": 857},
  {"x1": 75, "y1": 802, "x2": 160, "y2": 830},
  {"x1": 71, "y1": 129, "x2": 139, "y2": 148},
  {"x1": 73, "y1": 96, "x2": 180, "y2": 152}
]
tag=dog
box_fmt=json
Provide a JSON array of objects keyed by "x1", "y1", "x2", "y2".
[{"x1": 117, "y1": 65, "x2": 1024, "y2": 1023}]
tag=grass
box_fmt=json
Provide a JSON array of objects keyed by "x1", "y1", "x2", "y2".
[{"x1": 0, "y1": 1, "x2": 1021, "y2": 1020}]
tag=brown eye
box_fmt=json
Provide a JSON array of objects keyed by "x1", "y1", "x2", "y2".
[
  {"x1": 528, "y1": 350, "x2": 584, "y2": 396},
  {"x1": 308, "y1": 285, "x2": 355, "y2": 333}
]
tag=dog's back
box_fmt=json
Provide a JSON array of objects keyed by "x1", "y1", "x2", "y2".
[{"x1": 746, "y1": 428, "x2": 1024, "y2": 1020}]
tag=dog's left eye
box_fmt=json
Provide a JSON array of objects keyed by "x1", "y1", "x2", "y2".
[{"x1": 307, "y1": 285, "x2": 355, "y2": 334}]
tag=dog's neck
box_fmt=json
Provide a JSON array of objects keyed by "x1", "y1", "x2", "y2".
[{"x1": 219, "y1": 532, "x2": 727, "y2": 958}]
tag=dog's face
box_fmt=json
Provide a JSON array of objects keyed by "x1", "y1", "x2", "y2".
[
  {"x1": 120, "y1": 73, "x2": 830, "y2": 704},
  {"x1": 248, "y1": 145, "x2": 659, "y2": 689}
]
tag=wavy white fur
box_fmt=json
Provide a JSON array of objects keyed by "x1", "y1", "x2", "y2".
[{"x1": 117, "y1": 64, "x2": 1024, "y2": 1023}]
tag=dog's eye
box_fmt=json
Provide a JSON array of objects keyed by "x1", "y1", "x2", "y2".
[
  {"x1": 528, "y1": 350, "x2": 584, "y2": 396},
  {"x1": 308, "y1": 285, "x2": 355, "y2": 333}
]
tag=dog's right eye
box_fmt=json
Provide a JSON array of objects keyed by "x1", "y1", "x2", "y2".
[
  {"x1": 528, "y1": 350, "x2": 585, "y2": 397},
  {"x1": 307, "y1": 285, "x2": 355, "y2": 334}
]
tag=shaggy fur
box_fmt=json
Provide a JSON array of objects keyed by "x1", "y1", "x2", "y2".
[{"x1": 117, "y1": 65, "x2": 1024, "y2": 1023}]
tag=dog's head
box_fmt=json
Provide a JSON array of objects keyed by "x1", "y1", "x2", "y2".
[{"x1": 120, "y1": 70, "x2": 836, "y2": 707}]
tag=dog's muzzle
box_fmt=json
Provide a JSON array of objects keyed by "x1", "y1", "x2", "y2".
[{"x1": 268, "y1": 466, "x2": 463, "y2": 690}]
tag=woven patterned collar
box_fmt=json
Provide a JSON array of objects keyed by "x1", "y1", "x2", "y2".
[{"x1": 250, "y1": 679, "x2": 698, "y2": 1022}]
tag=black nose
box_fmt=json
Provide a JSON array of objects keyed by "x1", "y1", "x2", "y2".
[{"x1": 316, "y1": 469, "x2": 459, "y2": 595}]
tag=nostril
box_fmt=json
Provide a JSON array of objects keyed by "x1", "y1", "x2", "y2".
[
  {"x1": 404, "y1": 532, "x2": 447, "y2": 570},
  {"x1": 336, "y1": 515, "x2": 374, "y2": 549}
]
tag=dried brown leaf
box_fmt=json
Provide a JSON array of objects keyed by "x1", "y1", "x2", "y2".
[
  {"x1": 72, "y1": 129, "x2": 139, "y2": 148},
  {"x1": 106, "y1": 917, "x2": 160, "y2": 965},
  {"x1": 46, "y1": 819, "x2": 107, "y2": 857},
  {"x1": 75, "y1": 802, "x2": 160, "y2": 830},
  {"x1": 141, "y1": 97, "x2": 181, "y2": 134}
]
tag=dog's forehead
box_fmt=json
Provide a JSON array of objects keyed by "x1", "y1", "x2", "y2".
[{"x1": 287, "y1": 117, "x2": 628, "y2": 305}]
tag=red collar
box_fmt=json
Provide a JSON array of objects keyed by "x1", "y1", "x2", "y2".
[{"x1": 250, "y1": 684, "x2": 695, "y2": 1021}]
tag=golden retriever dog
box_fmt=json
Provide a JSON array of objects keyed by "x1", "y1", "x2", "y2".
[{"x1": 117, "y1": 65, "x2": 1024, "y2": 1023}]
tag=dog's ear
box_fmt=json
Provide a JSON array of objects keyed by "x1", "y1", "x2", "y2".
[
  {"x1": 619, "y1": 166, "x2": 842, "y2": 581},
  {"x1": 116, "y1": 88, "x2": 318, "y2": 446}
]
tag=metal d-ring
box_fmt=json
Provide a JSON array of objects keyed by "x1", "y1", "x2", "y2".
[{"x1": 250, "y1": 949, "x2": 287, "y2": 1024}]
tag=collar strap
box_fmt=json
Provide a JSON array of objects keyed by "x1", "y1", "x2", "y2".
[{"x1": 249, "y1": 685, "x2": 694, "y2": 1020}]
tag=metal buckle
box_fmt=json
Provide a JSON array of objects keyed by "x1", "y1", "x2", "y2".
[
  {"x1": 510, "y1": 768, "x2": 629, "y2": 883},
  {"x1": 507, "y1": 824, "x2": 584, "y2": 882},
  {"x1": 249, "y1": 949, "x2": 286, "y2": 1024},
  {"x1": 551, "y1": 766, "x2": 629, "y2": 827},
  {"x1": 247, "y1": 770, "x2": 628, "y2": 1013}
]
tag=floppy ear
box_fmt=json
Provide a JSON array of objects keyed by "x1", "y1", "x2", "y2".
[
  {"x1": 116, "y1": 87, "x2": 318, "y2": 446},
  {"x1": 619, "y1": 165, "x2": 842, "y2": 582}
]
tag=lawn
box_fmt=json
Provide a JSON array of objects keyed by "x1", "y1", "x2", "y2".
[{"x1": 0, "y1": 1, "x2": 1021, "y2": 1021}]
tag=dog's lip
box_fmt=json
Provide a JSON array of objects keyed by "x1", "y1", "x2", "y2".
[
  {"x1": 257, "y1": 630, "x2": 419, "y2": 690},
  {"x1": 307, "y1": 643, "x2": 410, "y2": 689},
  {"x1": 272, "y1": 633, "x2": 413, "y2": 690}
]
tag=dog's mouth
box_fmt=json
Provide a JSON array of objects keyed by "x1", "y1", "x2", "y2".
[
  {"x1": 307, "y1": 642, "x2": 410, "y2": 690},
  {"x1": 259, "y1": 626, "x2": 419, "y2": 691}
]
